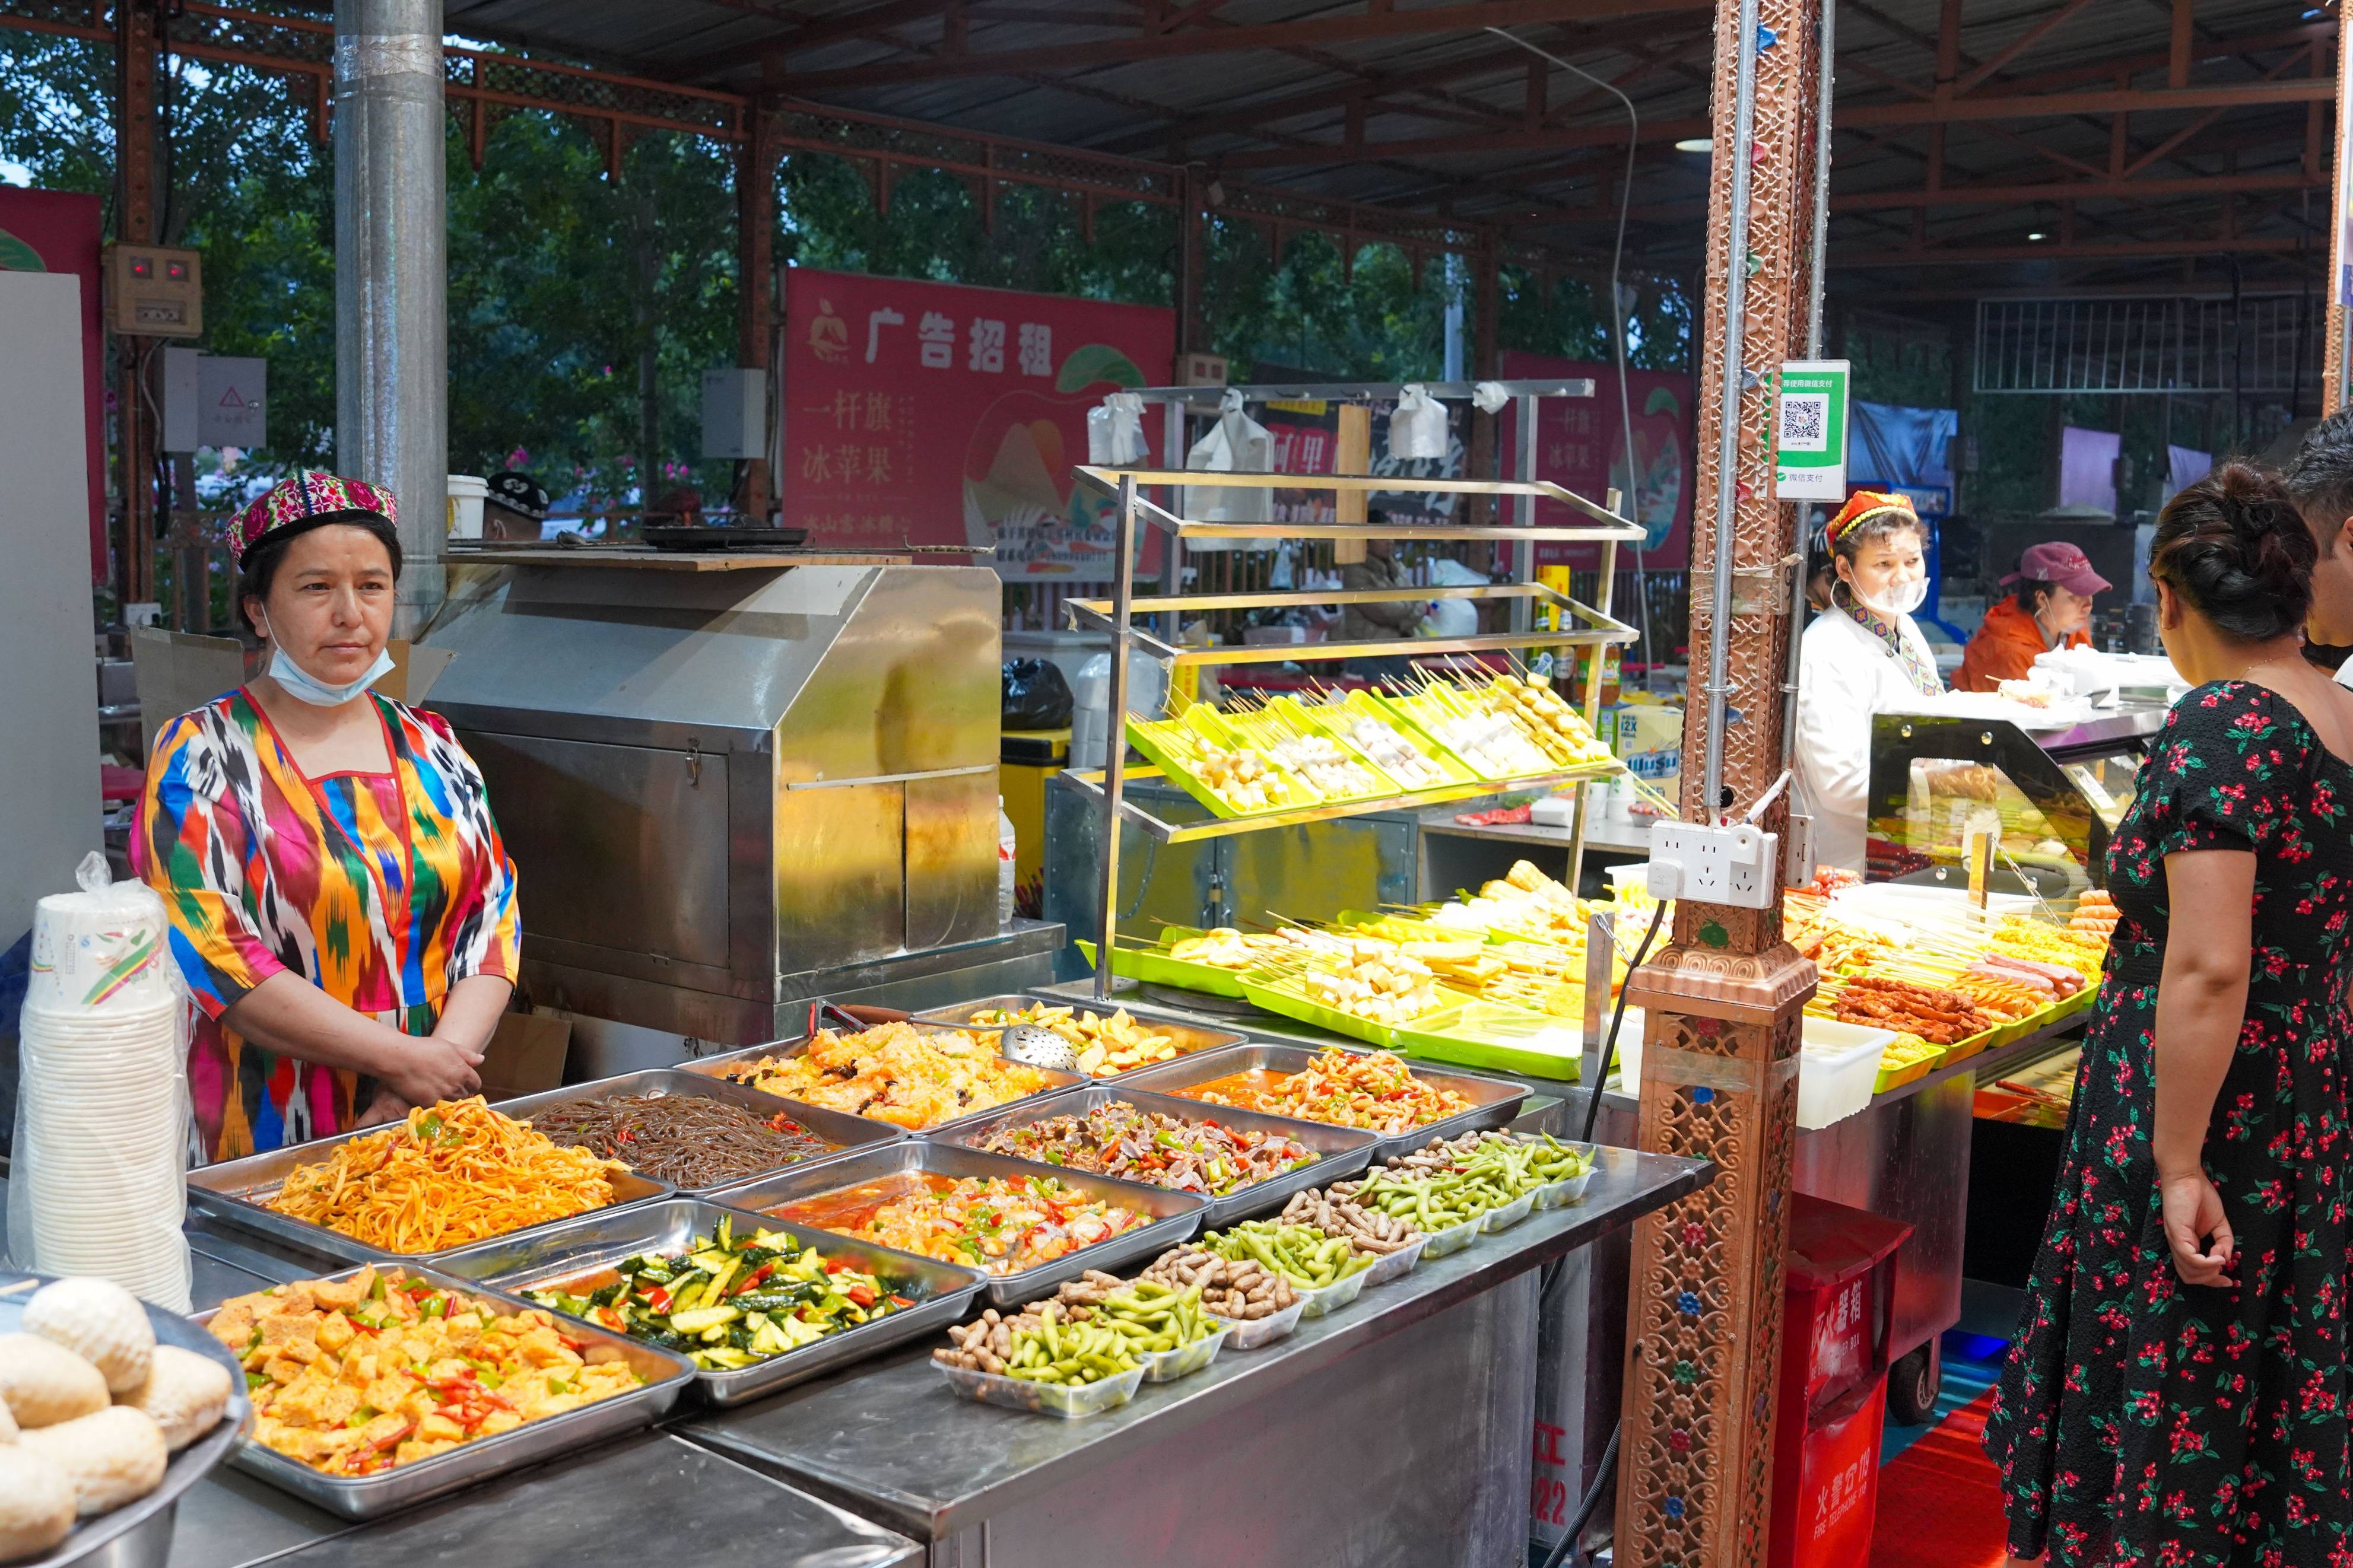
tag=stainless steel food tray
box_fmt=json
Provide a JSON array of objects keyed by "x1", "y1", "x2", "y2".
[
  {"x1": 186, "y1": 1124, "x2": 674, "y2": 1268},
  {"x1": 190, "y1": 1259, "x2": 694, "y2": 1520},
  {"x1": 1110, "y1": 1042, "x2": 1530, "y2": 1163},
  {"x1": 928, "y1": 1084, "x2": 1376, "y2": 1228},
  {"x1": 907, "y1": 994, "x2": 1246, "y2": 1081},
  {"x1": 2, "y1": 1271, "x2": 252, "y2": 1568},
  {"x1": 490, "y1": 1069, "x2": 907, "y2": 1194},
  {"x1": 706, "y1": 1141, "x2": 1206, "y2": 1309},
  {"x1": 432, "y1": 1197, "x2": 986, "y2": 1408},
  {"x1": 675, "y1": 1025, "x2": 1087, "y2": 1136}
]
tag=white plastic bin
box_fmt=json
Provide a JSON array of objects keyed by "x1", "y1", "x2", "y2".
[{"x1": 1796, "y1": 1019, "x2": 1894, "y2": 1130}]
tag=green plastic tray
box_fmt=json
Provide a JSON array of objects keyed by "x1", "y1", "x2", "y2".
[
  {"x1": 1389, "y1": 999, "x2": 1584, "y2": 1083},
  {"x1": 1125, "y1": 716, "x2": 1325, "y2": 822},
  {"x1": 1078, "y1": 936, "x2": 1250, "y2": 1000}
]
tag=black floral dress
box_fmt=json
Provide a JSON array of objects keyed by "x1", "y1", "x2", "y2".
[{"x1": 1985, "y1": 680, "x2": 2353, "y2": 1566}]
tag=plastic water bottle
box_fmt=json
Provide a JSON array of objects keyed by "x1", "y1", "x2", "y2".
[{"x1": 998, "y1": 798, "x2": 1018, "y2": 926}]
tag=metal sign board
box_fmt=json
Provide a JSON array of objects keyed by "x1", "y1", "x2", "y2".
[
  {"x1": 1773, "y1": 359, "x2": 1848, "y2": 501},
  {"x1": 161, "y1": 349, "x2": 266, "y2": 451},
  {"x1": 199, "y1": 355, "x2": 265, "y2": 449}
]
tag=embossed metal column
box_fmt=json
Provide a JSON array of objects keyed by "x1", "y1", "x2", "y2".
[
  {"x1": 335, "y1": 0, "x2": 446, "y2": 635},
  {"x1": 1614, "y1": 0, "x2": 1825, "y2": 1553}
]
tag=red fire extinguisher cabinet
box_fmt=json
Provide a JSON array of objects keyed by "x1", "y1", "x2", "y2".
[{"x1": 1767, "y1": 1191, "x2": 1914, "y2": 1568}]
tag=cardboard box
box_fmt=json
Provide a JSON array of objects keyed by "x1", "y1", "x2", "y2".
[{"x1": 475, "y1": 1009, "x2": 571, "y2": 1102}]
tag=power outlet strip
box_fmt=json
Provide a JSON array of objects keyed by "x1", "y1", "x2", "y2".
[{"x1": 1646, "y1": 822, "x2": 1781, "y2": 909}]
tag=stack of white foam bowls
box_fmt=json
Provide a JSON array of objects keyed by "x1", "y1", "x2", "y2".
[{"x1": 12, "y1": 870, "x2": 192, "y2": 1309}]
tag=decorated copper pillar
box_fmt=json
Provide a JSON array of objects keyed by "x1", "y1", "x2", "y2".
[{"x1": 1613, "y1": 0, "x2": 1825, "y2": 1553}]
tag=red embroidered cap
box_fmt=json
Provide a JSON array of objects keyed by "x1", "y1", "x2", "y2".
[
  {"x1": 1822, "y1": 489, "x2": 1919, "y2": 550},
  {"x1": 232, "y1": 471, "x2": 399, "y2": 567}
]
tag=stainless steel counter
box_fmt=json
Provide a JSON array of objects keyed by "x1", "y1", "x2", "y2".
[
  {"x1": 681, "y1": 1145, "x2": 1706, "y2": 1561},
  {"x1": 3, "y1": 1139, "x2": 1704, "y2": 1568},
  {"x1": 4, "y1": 1179, "x2": 922, "y2": 1568}
]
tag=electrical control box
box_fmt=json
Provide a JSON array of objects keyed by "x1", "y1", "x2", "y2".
[
  {"x1": 105, "y1": 244, "x2": 202, "y2": 338},
  {"x1": 700, "y1": 367, "x2": 767, "y2": 460}
]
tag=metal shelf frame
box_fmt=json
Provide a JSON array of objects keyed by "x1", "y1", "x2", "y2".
[{"x1": 1064, "y1": 418, "x2": 1642, "y2": 1001}]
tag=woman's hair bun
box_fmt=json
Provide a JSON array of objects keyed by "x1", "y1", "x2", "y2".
[{"x1": 2149, "y1": 460, "x2": 2313, "y2": 643}]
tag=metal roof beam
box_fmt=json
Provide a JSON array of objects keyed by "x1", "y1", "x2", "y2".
[
  {"x1": 1090, "y1": 13, "x2": 1704, "y2": 151},
  {"x1": 1835, "y1": 234, "x2": 2302, "y2": 265},
  {"x1": 769, "y1": 0, "x2": 1711, "y2": 91},
  {"x1": 668, "y1": 0, "x2": 968, "y2": 82},
  {"x1": 1212, "y1": 113, "x2": 1708, "y2": 167},
  {"x1": 1842, "y1": 76, "x2": 2334, "y2": 125},
  {"x1": 1832, "y1": 167, "x2": 2322, "y2": 209}
]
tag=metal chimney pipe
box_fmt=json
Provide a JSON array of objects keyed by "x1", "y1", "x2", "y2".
[{"x1": 335, "y1": 0, "x2": 445, "y2": 636}]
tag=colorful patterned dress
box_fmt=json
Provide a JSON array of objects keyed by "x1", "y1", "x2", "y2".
[
  {"x1": 134, "y1": 689, "x2": 520, "y2": 1162},
  {"x1": 1984, "y1": 680, "x2": 2353, "y2": 1566}
]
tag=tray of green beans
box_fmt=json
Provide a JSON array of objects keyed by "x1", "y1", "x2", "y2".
[
  {"x1": 1199, "y1": 1222, "x2": 1375, "y2": 1318},
  {"x1": 935, "y1": 1299, "x2": 1145, "y2": 1417}
]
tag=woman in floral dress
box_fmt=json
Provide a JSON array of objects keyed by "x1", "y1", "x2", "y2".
[{"x1": 1986, "y1": 463, "x2": 2353, "y2": 1566}]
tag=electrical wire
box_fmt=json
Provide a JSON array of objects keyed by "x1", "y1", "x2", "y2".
[
  {"x1": 1539, "y1": 1416, "x2": 1622, "y2": 1568},
  {"x1": 1485, "y1": 26, "x2": 1655, "y2": 683},
  {"x1": 1581, "y1": 896, "x2": 1667, "y2": 1146}
]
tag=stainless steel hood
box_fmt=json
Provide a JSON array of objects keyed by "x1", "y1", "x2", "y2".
[{"x1": 428, "y1": 556, "x2": 1025, "y2": 1041}]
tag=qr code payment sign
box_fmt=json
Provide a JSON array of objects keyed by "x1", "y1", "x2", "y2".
[{"x1": 1780, "y1": 392, "x2": 1830, "y2": 452}]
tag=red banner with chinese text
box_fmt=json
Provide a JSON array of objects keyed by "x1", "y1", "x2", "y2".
[
  {"x1": 1498, "y1": 349, "x2": 1694, "y2": 570},
  {"x1": 779, "y1": 268, "x2": 1174, "y2": 578},
  {"x1": 0, "y1": 189, "x2": 107, "y2": 582}
]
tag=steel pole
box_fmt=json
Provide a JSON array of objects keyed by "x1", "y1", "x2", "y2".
[
  {"x1": 2329, "y1": 9, "x2": 2353, "y2": 415},
  {"x1": 335, "y1": 0, "x2": 446, "y2": 637},
  {"x1": 1806, "y1": 0, "x2": 1834, "y2": 360},
  {"x1": 1700, "y1": 0, "x2": 1763, "y2": 822},
  {"x1": 1093, "y1": 475, "x2": 1138, "y2": 1002}
]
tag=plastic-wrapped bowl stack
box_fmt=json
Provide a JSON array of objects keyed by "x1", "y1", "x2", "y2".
[{"x1": 8, "y1": 856, "x2": 192, "y2": 1310}]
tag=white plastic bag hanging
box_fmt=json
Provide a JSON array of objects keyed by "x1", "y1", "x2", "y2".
[
  {"x1": 1182, "y1": 389, "x2": 1274, "y2": 549},
  {"x1": 1390, "y1": 384, "x2": 1450, "y2": 461},
  {"x1": 1471, "y1": 381, "x2": 1511, "y2": 416},
  {"x1": 1087, "y1": 393, "x2": 1147, "y2": 465}
]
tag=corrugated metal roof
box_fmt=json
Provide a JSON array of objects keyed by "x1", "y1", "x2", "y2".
[{"x1": 431, "y1": 0, "x2": 2330, "y2": 288}]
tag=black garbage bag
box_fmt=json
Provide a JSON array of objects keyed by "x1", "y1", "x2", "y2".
[{"x1": 1001, "y1": 657, "x2": 1074, "y2": 729}]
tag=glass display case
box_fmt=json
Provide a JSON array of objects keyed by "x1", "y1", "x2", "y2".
[{"x1": 1863, "y1": 703, "x2": 2170, "y2": 898}]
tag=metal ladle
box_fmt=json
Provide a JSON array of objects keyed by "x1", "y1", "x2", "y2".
[{"x1": 999, "y1": 1023, "x2": 1079, "y2": 1073}]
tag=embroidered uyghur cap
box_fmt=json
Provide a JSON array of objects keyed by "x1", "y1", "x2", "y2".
[
  {"x1": 1822, "y1": 489, "x2": 1919, "y2": 549},
  {"x1": 487, "y1": 470, "x2": 550, "y2": 520},
  {"x1": 231, "y1": 471, "x2": 399, "y2": 567}
]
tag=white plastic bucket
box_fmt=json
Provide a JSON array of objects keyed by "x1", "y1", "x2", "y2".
[{"x1": 447, "y1": 473, "x2": 489, "y2": 539}]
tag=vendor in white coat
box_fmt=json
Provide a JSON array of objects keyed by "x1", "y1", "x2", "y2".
[{"x1": 1794, "y1": 490, "x2": 1945, "y2": 873}]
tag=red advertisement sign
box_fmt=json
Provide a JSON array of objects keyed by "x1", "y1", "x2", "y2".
[
  {"x1": 0, "y1": 189, "x2": 107, "y2": 581},
  {"x1": 1498, "y1": 349, "x2": 1695, "y2": 570},
  {"x1": 780, "y1": 267, "x2": 1174, "y2": 578}
]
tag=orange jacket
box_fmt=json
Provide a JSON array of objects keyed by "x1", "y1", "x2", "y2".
[{"x1": 1955, "y1": 594, "x2": 2090, "y2": 692}]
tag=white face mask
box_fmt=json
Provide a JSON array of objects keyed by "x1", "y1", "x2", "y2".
[
  {"x1": 256, "y1": 609, "x2": 395, "y2": 707},
  {"x1": 1860, "y1": 577, "x2": 1928, "y2": 617}
]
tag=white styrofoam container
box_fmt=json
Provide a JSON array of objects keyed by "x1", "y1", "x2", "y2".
[{"x1": 1797, "y1": 1019, "x2": 1894, "y2": 1130}]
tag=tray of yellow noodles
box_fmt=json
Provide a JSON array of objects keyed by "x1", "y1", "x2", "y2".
[{"x1": 186, "y1": 1098, "x2": 673, "y2": 1267}]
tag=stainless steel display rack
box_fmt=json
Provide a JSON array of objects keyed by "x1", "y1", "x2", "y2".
[{"x1": 1057, "y1": 459, "x2": 1645, "y2": 1001}]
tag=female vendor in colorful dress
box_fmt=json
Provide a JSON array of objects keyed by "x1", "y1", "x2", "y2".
[
  {"x1": 1792, "y1": 489, "x2": 1944, "y2": 873},
  {"x1": 134, "y1": 472, "x2": 520, "y2": 1162}
]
